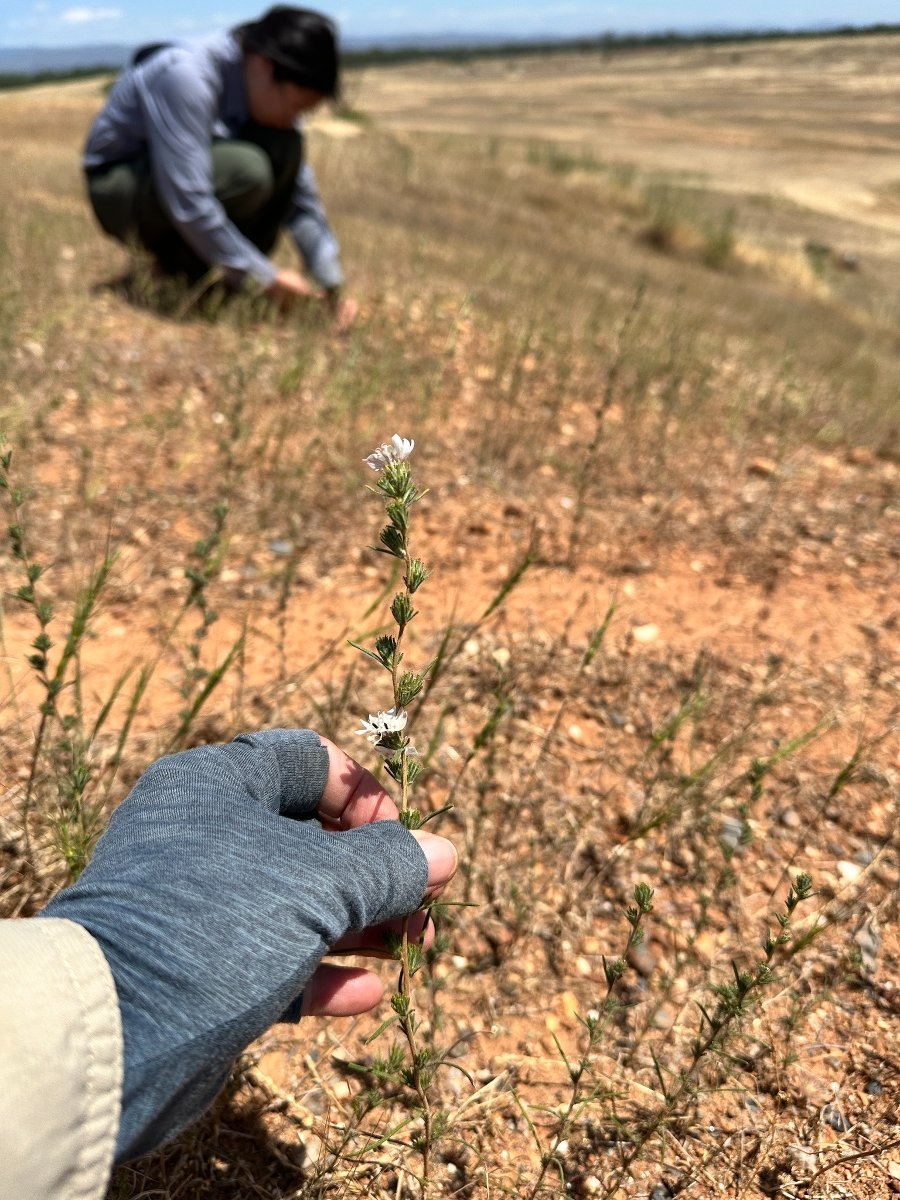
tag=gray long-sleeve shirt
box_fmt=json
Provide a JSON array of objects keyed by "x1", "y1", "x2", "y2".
[{"x1": 84, "y1": 30, "x2": 344, "y2": 290}]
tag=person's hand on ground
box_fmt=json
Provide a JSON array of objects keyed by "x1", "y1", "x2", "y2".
[
  {"x1": 268, "y1": 266, "x2": 319, "y2": 308},
  {"x1": 267, "y1": 272, "x2": 358, "y2": 332},
  {"x1": 39, "y1": 730, "x2": 457, "y2": 1162},
  {"x1": 326, "y1": 289, "x2": 359, "y2": 334}
]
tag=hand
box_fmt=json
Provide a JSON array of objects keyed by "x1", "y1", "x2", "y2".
[
  {"x1": 325, "y1": 289, "x2": 359, "y2": 334},
  {"x1": 268, "y1": 267, "x2": 319, "y2": 308},
  {"x1": 40, "y1": 730, "x2": 457, "y2": 1162},
  {"x1": 298, "y1": 736, "x2": 453, "y2": 1017}
]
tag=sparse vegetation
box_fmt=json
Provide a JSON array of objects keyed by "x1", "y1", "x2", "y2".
[{"x1": 1, "y1": 33, "x2": 898, "y2": 1200}]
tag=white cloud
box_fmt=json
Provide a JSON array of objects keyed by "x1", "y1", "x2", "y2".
[{"x1": 61, "y1": 6, "x2": 123, "y2": 23}]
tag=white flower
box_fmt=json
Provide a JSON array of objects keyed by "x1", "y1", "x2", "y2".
[
  {"x1": 355, "y1": 706, "x2": 408, "y2": 743},
  {"x1": 364, "y1": 434, "x2": 415, "y2": 471},
  {"x1": 372, "y1": 740, "x2": 418, "y2": 758}
]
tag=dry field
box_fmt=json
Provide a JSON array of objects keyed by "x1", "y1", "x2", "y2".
[{"x1": 0, "y1": 33, "x2": 898, "y2": 1200}]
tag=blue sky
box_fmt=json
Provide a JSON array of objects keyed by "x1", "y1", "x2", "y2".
[{"x1": 2, "y1": 0, "x2": 899, "y2": 48}]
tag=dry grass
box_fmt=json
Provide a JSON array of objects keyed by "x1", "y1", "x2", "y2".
[{"x1": 1, "y1": 36, "x2": 899, "y2": 1200}]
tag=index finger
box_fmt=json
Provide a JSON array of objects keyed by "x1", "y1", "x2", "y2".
[{"x1": 318, "y1": 736, "x2": 400, "y2": 828}]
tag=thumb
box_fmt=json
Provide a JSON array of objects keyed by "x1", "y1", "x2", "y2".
[
  {"x1": 410, "y1": 830, "x2": 458, "y2": 900},
  {"x1": 317, "y1": 823, "x2": 456, "y2": 930}
]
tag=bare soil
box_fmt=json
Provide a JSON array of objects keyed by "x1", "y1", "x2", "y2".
[{"x1": 0, "y1": 34, "x2": 898, "y2": 1200}]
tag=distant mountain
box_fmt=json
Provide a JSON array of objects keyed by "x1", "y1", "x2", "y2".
[
  {"x1": 3, "y1": 22, "x2": 899, "y2": 79},
  {"x1": 0, "y1": 44, "x2": 134, "y2": 74},
  {"x1": 0, "y1": 36, "x2": 519, "y2": 77}
]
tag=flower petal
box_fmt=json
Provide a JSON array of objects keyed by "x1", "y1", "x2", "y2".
[{"x1": 364, "y1": 435, "x2": 414, "y2": 470}]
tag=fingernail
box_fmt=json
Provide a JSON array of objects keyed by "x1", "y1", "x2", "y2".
[{"x1": 411, "y1": 830, "x2": 458, "y2": 886}]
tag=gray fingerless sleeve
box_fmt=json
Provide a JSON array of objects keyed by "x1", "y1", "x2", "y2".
[
  {"x1": 40, "y1": 730, "x2": 428, "y2": 1163},
  {"x1": 233, "y1": 728, "x2": 328, "y2": 816}
]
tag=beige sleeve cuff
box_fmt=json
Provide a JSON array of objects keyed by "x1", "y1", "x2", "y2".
[{"x1": 0, "y1": 917, "x2": 123, "y2": 1200}]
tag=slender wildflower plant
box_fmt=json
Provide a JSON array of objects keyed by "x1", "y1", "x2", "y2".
[
  {"x1": 353, "y1": 433, "x2": 447, "y2": 1195},
  {"x1": 599, "y1": 873, "x2": 817, "y2": 1197},
  {"x1": 520, "y1": 882, "x2": 655, "y2": 1200},
  {"x1": 1, "y1": 436, "x2": 115, "y2": 866}
]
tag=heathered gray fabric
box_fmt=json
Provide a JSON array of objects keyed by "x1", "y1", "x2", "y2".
[{"x1": 40, "y1": 729, "x2": 427, "y2": 1161}]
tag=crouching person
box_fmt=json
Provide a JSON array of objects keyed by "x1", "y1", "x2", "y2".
[{"x1": 84, "y1": 6, "x2": 357, "y2": 325}]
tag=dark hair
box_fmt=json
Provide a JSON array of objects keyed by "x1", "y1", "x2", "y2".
[{"x1": 236, "y1": 6, "x2": 339, "y2": 97}]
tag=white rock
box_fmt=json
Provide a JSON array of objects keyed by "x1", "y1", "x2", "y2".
[
  {"x1": 632, "y1": 624, "x2": 660, "y2": 644},
  {"x1": 837, "y1": 859, "x2": 862, "y2": 883}
]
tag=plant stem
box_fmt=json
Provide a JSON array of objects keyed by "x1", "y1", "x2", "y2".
[{"x1": 394, "y1": 558, "x2": 434, "y2": 1196}]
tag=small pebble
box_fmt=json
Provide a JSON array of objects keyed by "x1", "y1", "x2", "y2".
[
  {"x1": 837, "y1": 859, "x2": 862, "y2": 883},
  {"x1": 632, "y1": 623, "x2": 660, "y2": 644},
  {"x1": 791, "y1": 1144, "x2": 817, "y2": 1176},
  {"x1": 748, "y1": 457, "x2": 777, "y2": 477},
  {"x1": 651, "y1": 1004, "x2": 675, "y2": 1030},
  {"x1": 822, "y1": 1102, "x2": 851, "y2": 1132},
  {"x1": 627, "y1": 943, "x2": 657, "y2": 978},
  {"x1": 854, "y1": 917, "x2": 880, "y2": 976},
  {"x1": 619, "y1": 559, "x2": 654, "y2": 575},
  {"x1": 719, "y1": 815, "x2": 745, "y2": 852},
  {"x1": 298, "y1": 1132, "x2": 325, "y2": 1166}
]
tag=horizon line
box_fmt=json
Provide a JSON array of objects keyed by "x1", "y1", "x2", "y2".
[{"x1": 3, "y1": 19, "x2": 900, "y2": 55}]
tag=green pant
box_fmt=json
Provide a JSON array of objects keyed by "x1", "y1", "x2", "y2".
[{"x1": 87, "y1": 123, "x2": 302, "y2": 281}]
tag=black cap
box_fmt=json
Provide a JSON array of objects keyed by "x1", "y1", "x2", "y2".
[{"x1": 237, "y1": 7, "x2": 339, "y2": 97}]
